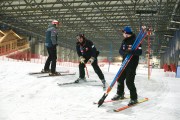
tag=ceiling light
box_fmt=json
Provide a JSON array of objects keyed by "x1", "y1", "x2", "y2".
[
  {"x1": 167, "y1": 27, "x2": 179, "y2": 30},
  {"x1": 171, "y1": 21, "x2": 180, "y2": 24},
  {"x1": 161, "y1": 46, "x2": 168, "y2": 47},
  {"x1": 135, "y1": 10, "x2": 157, "y2": 14},
  {"x1": 164, "y1": 34, "x2": 173, "y2": 37}
]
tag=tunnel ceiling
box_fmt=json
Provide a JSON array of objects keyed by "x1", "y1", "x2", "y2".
[{"x1": 0, "y1": 0, "x2": 179, "y2": 57}]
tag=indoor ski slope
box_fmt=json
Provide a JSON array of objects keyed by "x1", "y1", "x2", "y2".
[{"x1": 0, "y1": 60, "x2": 179, "y2": 120}]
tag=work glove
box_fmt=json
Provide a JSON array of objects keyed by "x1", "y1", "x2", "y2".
[
  {"x1": 89, "y1": 57, "x2": 95, "y2": 64},
  {"x1": 80, "y1": 56, "x2": 85, "y2": 63},
  {"x1": 123, "y1": 44, "x2": 132, "y2": 50},
  {"x1": 127, "y1": 45, "x2": 132, "y2": 50}
]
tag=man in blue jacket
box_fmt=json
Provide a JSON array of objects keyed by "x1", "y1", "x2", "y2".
[
  {"x1": 75, "y1": 34, "x2": 107, "y2": 89},
  {"x1": 111, "y1": 26, "x2": 142, "y2": 106},
  {"x1": 42, "y1": 20, "x2": 60, "y2": 76}
]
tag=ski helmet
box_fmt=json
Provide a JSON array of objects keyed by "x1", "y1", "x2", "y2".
[
  {"x1": 76, "y1": 33, "x2": 85, "y2": 40},
  {"x1": 122, "y1": 26, "x2": 132, "y2": 34},
  {"x1": 51, "y1": 20, "x2": 59, "y2": 25}
]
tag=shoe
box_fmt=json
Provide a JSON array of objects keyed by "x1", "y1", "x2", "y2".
[
  {"x1": 74, "y1": 77, "x2": 86, "y2": 83},
  {"x1": 128, "y1": 99, "x2": 138, "y2": 106},
  {"x1": 102, "y1": 82, "x2": 107, "y2": 88},
  {"x1": 111, "y1": 94, "x2": 125, "y2": 100},
  {"x1": 101, "y1": 79, "x2": 107, "y2": 87},
  {"x1": 49, "y1": 72, "x2": 61, "y2": 76},
  {"x1": 102, "y1": 82, "x2": 108, "y2": 91},
  {"x1": 102, "y1": 80, "x2": 108, "y2": 91},
  {"x1": 41, "y1": 69, "x2": 50, "y2": 73}
]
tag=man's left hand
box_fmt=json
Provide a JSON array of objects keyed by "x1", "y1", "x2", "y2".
[{"x1": 89, "y1": 57, "x2": 95, "y2": 64}]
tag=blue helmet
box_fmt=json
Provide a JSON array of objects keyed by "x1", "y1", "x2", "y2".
[{"x1": 122, "y1": 26, "x2": 133, "y2": 34}]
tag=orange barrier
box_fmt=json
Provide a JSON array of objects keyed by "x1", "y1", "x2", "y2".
[
  {"x1": 7, "y1": 51, "x2": 40, "y2": 61},
  {"x1": 163, "y1": 63, "x2": 177, "y2": 72},
  {"x1": 163, "y1": 63, "x2": 168, "y2": 72},
  {"x1": 170, "y1": 64, "x2": 176, "y2": 72},
  {"x1": 1, "y1": 51, "x2": 109, "y2": 68}
]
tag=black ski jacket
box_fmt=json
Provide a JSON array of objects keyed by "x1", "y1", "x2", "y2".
[
  {"x1": 76, "y1": 39, "x2": 99, "y2": 59},
  {"x1": 119, "y1": 34, "x2": 142, "y2": 71}
]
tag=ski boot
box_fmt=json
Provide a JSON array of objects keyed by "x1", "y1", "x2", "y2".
[
  {"x1": 111, "y1": 93, "x2": 125, "y2": 100},
  {"x1": 49, "y1": 72, "x2": 61, "y2": 76},
  {"x1": 128, "y1": 99, "x2": 138, "y2": 106},
  {"x1": 41, "y1": 69, "x2": 50, "y2": 73},
  {"x1": 74, "y1": 77, "x2": 86, "y2": 83},
  {"x1": 101, "y1": 79, "x2": 108, "y2": 91}
]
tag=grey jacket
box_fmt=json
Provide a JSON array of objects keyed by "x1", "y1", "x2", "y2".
[{"x1": 45, "y1": 24, "x2": 58, "y2": 47}]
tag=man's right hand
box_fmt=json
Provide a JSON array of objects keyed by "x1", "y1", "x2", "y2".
[{"x1": 80, "y1": 56, "x2": 85, "y2": 63}]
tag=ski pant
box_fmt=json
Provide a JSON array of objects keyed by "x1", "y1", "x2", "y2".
[
  {"x1": 44, "y1": 46, "x2": 57, "y2": 73},
  {"x1": 116, "y1": 68, "x2": 137, "y2": 100},
  {"x1": 79, "y1": 59, "x2": 105, "y2": 81}
]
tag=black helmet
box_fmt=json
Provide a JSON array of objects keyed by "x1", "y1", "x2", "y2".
[{"x1": 76, "y1": 33, "x2": 85, "y2": 39}]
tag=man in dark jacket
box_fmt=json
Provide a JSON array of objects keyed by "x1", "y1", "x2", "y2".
[
  {"x1": 111, "y1": 26, "x2": 142, "y2": 105},
  {"x1": 75, "y1": 34, "x2": 107, "y2": 89},
  {"x1": 42, "y1": 20, "x2": 60, "y2": 76}
]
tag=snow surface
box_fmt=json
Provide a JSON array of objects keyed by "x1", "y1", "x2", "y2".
[{"x1": 0, "y1": 60, "x2": 180, "y2": 120}]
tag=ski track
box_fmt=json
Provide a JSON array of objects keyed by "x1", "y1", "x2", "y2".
[{"x1": 0, "y1": 60, "x2": 180, "y2": 120}]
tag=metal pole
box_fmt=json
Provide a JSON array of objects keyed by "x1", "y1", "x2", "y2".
[
  {"x1": 148, "y1": 30, "x2": 151, "y2": 80},
  {"x1": 108, "y1": 42, "x2": 113, "y2": 72}
]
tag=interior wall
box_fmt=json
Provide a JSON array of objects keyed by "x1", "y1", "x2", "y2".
[{"x1": 160, "y1": 30, "x2": 180, "y2": 67}]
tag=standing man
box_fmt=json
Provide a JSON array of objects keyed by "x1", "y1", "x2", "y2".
[
  {"x1": 42, "y1": 20, "x2": 60, "y2": 76},
  {"x1": 111, "y1": 26, "x2": 142, "y2": 106},
  {"x1": 75, "y1": 34, "x2": 107, "y2": 89}
]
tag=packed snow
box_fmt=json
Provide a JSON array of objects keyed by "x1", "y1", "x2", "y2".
[{"x1": 0, "y1": 59, "x2": 180, "y2": 120}]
